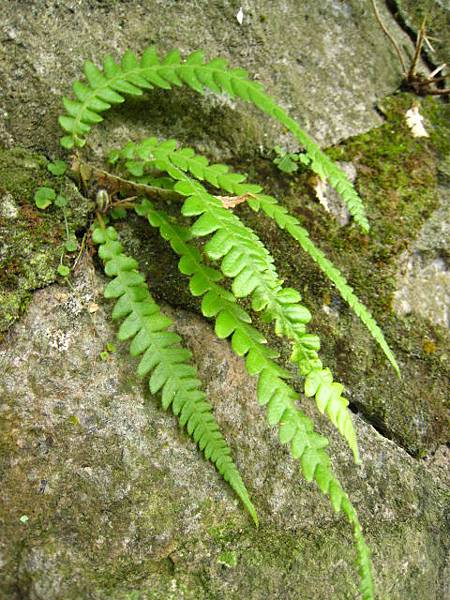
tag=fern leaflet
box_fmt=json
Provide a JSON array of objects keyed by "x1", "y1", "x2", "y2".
[
  {"x1": 92, "y1": 224, "x2": 258, "y2": 525},
  {"x1": 136, "y1": 199, "x2": 374, "y2": 600},
  {"x1": 59, "y1": 47, "x2": 369, "y2": 231},
  {"x1": 249, "y1": 194, "x2": 401, "y2": 376},
  {"x1": 116, "y1": 137, "x2": 399, "y2": 377},
  {"x1": 117, "y1": 138, "x2": 362, "y2": 461}
]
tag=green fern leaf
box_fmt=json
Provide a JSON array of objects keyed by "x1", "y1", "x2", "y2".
[
  {"x1": 116, "y1": 137, "x2": 398, "y2": 377},
  {"x1": 122, "y1": 139, "x2": 361, "y2": 462},
  {"x1": 135, "y1": 199, "x2": 374, "y2": 599},
  {"x1": 92, "y1": 224, "x2": 258, "y2": 526},
  {"x1": 249, "y1": 193, "x2": 400, "y2": 376},
  {"x1": 59, "y1": 47, "x2": 368, "y2": 231}
]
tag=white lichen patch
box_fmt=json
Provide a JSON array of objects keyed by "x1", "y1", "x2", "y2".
[
  {"x1": 0, "y1": 192, "x2": 19, "y2": 219},
  {"x1": 44, "y1": 327, "x2": 73, "y2": 352}
]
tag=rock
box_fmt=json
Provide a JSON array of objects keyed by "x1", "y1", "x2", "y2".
[
  {"x1": 394, "y1": 186, "x2": 450, "y2": 328},
  {"x1": 0, "y1": 265, "x2": 448, "y2": 599},
  {"x1": 1, "y1": 0, "x2": 416, "y2": 157},
  {"x1": 1, "y1": 1, "x2": 449, "y2": 598},
  {"x1": 392, "y1": 0, "x2": 450, "y2": 68}
]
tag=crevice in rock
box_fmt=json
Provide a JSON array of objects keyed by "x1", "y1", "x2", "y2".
[{"x1": 355, "y1": 402, "x2": 421, "y2": 457}]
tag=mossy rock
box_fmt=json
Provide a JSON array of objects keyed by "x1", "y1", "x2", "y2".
[{"x1": 0, "y1": 147, "x2": 92, "y2": 336}]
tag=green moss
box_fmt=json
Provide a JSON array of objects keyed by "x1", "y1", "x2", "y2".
[
  {"x1": 0, "y1": 147, "x2": 92, "y2": 334},
  {"x1": 217, "y1": 550, "x2": 238, "y2": 568}
]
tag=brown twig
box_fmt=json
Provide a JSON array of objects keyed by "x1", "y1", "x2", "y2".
[
  {"x1": 370, "y1": 0, "x2": 407, "y2": 75},
  {"x1": 426, "y1": 87, "x2": 450, "y2": 96},
  {"x1": 70, "y1": 156, "x2": 253, "y2": 211},
  {"x1": 70, "y1": 156, "x2": 183, "y2": 204},
  {"x1": 371, "y1": 1, "x2": 449, "y2": 97},
  {"x1": 407, "y1": 18, "x2": 426, "y2": 80}
]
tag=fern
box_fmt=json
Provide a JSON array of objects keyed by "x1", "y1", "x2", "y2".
[
  {"x1": 91, "y1": 224, "x2": 258, "y2": 525},
  {"x1": 115, "y1": 138, "x2": 364, "y2": 462},
  {"x1": 135, "y1": 199, "x2": 373, "y2": 599},
  {"x1": 50, "y1": 46, "x2": 404, "y2": 600},
  {"x1": 59, "y1": 47, "x2": 369, "y2": 231},
  {"x1": 115, "y1": 137, "x2": 399, "y2": 376},
  {"x1": 249, "y1": 194, "x2": 401, "y2": 376}
]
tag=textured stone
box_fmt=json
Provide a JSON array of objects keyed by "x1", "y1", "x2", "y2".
[
  {"x1": 394, "y1": 186, "x2": 450, "y2": 327},
  {"x1": 0, "y1": 267, "x2": 448, "y2": 600},
  {"x1": 0, "y1": 0, "x2": 416, "y2": 158},
  {"x1": 0, "y1": 148, "x2": 92, "y2": 335},
  {"x1": 393, "y1": 0, "x2": 450, "y2": 67},
  {"x1": 1, "y1": 1, "x2": 449, "y2": 598}
]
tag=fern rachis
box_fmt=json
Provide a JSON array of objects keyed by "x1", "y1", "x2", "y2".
[{"x1": 50, "y1": 46, "x2": 405, "y2": 600}]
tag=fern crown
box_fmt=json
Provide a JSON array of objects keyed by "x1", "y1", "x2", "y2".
[{"x1": 52, "y1": 46, "x2": 404, "y2": 600}]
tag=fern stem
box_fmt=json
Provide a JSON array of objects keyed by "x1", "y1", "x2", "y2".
[{"x1": 70, "y1": 157, "x2": 181, "y2": 203}]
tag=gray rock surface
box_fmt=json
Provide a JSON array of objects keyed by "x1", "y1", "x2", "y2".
[
  {"x1": 1, "y1": 1, "x2": 449, "y2": 599},
  {"x1": 394, "y1": 186, "x2": 450, "y2": 327},
  {"x1": 1, "y1": 0, "x2": 415, "y2": 157},
  {"x1": 393, "y1": 0, "x2": 450, "y2": 68},
  {"x1": 1, "y1": 265, "x2": 449, "y2": 600}
]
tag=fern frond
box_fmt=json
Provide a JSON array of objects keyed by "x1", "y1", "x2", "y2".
[
  {"x1": 59, "y1": 47, "x2": 368, "y2": 231},
  {"x1": 118, "y1": 137, "x2": 399, "y2": 377},
  {"x1": 249, "y1": 194, "x2": 401, "y2": 376},
  {"x1": 117, "y1": 139, "x2": 365, "y2": 460},
  {"x1": 136, "y1": 199, "x2": 374, "y2": 600},
  {"x1": 91, "y1": 224, "x2": 258, "y2": 525},
  {"x1": 135, "y1": 199, "x2": 286, "y2": 378}
]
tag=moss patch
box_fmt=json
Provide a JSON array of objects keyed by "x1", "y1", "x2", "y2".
[{"x1": 0, "y1": 147, "x2": 92, "y2": 336}]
